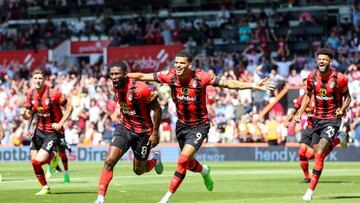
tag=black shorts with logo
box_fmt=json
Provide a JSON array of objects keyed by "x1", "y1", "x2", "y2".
[
  {"x1": 313, "y1": 118, "x2": 341, "y2": 144},
  {"x1": 300, "y1": 127, "x2": 313, "y2": 146},
  {"x1": 110, "y1": 124, "x2": 150, "y2": 161},
  {"x1": 30, "y1": 128, "x2": 61, "y2": 154},
  {"x1": 175, "y1": 121, "x2": 210, "y2": 151}
]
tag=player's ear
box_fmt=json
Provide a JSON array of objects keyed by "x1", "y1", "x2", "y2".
[{"x1": 189, "y1": 63, "x2": 192, "y2": 70}]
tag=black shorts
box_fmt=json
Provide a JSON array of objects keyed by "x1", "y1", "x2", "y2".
[
  {"x1": 300, "y1": 127, "x2": 313, "y2": 146},
  {"x1": 313, "y1": 119, "x2": 341, "y2": 144},
  {"x1": 175, "y1": 121, "x2": 210, "y2": 151},
  {"x1": 30, "y1": 129, "x2": 61, "y2": 154},
  {"x1": 56, "y1": 134, "x2": 66, "y2": 152},
  {"x1": 110, "y1": 124, "x2": 150, "y2": 161}
]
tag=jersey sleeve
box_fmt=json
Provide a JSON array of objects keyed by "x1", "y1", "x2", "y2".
[
  {"x1": 138, "y1": 83, "x2": 158, "y2": 105},
  {"x1": 153, "y1": 68, "x2": 174, "y2": 84},
  {"x1": 53, "y1": 90, "x2": 67, "y2": 106},
  {"x1": 306, "y1": 73, "x2": 314, "y2": 93},
  {"x1": 202, "y1": 71, "x2": 221, "y2": 87},
  {"x1": 24, "y1": 91, "x2": 32, "y2": 110},
  {"x1": 338, "y1": 73, "x2": 349, "y2": 93},
  {"x1": 294, "y1": 95, "x2": 303, "y2": 110}
]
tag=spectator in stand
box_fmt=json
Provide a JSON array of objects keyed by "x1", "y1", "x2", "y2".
[
  {"x1": 271, "y1": 54, "x2": 297, "y2": 78},
  {"x1": 239, "y1": 18, "x2": 252, "y2": 43},
  {"x1": 288, "y1": 68, "x2": 303, "y2": 86}
]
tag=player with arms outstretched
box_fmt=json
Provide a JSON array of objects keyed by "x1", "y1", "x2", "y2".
[{"x1": 128, "y1": 50, "x2": 275, "y2": 203}]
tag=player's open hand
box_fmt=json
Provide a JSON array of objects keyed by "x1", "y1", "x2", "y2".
[
  {"x1": 256, "y1": 77, "x2": 276, "y2": 91},
  {"x1": 147, "y1": 132, "x2": 160, "y2": 148},
  {"x1": 51, "y1": 123, "x2": 63, "y2": 131},
  {"x1": 284, "y1": 121, "x2": 291, "y2": 128},
  {"x1": 335, "y1": 108, "x2": 344, "y2": 118}
]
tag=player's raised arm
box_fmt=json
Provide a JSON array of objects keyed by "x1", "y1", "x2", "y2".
[
  {"x1": 128, "y1": 72, "x2": 156, "y2": 82},
  {"x1": 217, "y1": 76, "x2": 275, "y2": 91}
]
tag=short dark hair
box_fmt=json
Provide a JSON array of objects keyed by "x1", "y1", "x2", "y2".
[
  {"x1": 32, "y1": 69, "x2": 44, "y2": 77},
  {"x1": 109, "y1": 61, "x2": 128, "y2": 72},
  {"x1": 175, "y1": 50, "x2": 193, "y2": 63},
  {"x1": 316, "y1": 48, "x2": 334, "y2": 59}
]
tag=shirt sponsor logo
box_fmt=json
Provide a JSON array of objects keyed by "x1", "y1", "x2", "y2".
[
  {"x1": 320, "y1": 88, "x2": 327, "y2": 96},
  {"x1": 177, "y1": 87, "x2": 196, "y2": 101},
  {"x1": 121, "y1": 102, "x2": 136, "y2": 115}
]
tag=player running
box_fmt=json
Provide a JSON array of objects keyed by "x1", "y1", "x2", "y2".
[
  {"x1": 21, "y1": 69, "x2": 73, "y2": 195},
  {"x1": 128, "y1": 50, "x2": 275, "y2": 203},
  {"x1": 285, "y1": 78, "x2": 317, "y2": 183},
  {"x1": 294, "y1": 48, "x2": 351, "y2": 201},
  {"x1": 95, "y1": 61, "x2": 163, "y2": 203}
]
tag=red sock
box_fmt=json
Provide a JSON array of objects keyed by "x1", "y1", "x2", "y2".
[
  {"x1": 45, "y1": 153, "x2": 55, "y2": 165},
  {"x1": 59, "y1": 151, "x2": 68, "y2": 171},
  {"x1": 309, "y1": 153, "x2": 325, "y2": 190},
  {"x1": 98, "y1": 169, "x2": 113, "y2": 196},
  {"x1": 298, "y1": 146, "x2": 310, "y2": 179},
  {"x1": 32, "y1": 159, "x2": 47, "y2": 186},
  {"x1": 187, "y1": 159, "x2": 203, "y2": 173},
  {"x1": 146, "y1": 159, "x2": 157, "y2": 172},
  {"x1": 332, "y1": 137, "x2": 340, "y2": 148},
  {"x1": 169, "y1": 154, "x2": 189, "y2": 193}
]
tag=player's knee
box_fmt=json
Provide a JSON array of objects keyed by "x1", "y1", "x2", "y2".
[
  {"x1": 104, "y1": 159, "x2": 116, "y2": 170},
  {"x1": 178, "y1": 154, "x2": 190, "y2": 167},
  {"x1": 133, "y1": 167, "x2": 145, "y2": 176}
]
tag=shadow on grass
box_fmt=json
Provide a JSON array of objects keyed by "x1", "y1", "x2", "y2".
[
  {"x1": 320, "y1": 180, "x2": 351, "y2": 184},
  {"x1": 52, "y1": 191, "x2": 97, "y2": 195},
  {"x1": 329, "y1": 196, "x2": 360, "y2": 199}
]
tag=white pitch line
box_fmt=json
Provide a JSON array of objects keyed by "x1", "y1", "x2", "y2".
[{"x1": 1, "y1": 168, "x2": 360, "y2": 184}]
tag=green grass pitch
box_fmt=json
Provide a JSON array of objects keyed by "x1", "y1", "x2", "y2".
[{"x1": 0, "y1": 162, "x2": 360, "y2": 203}]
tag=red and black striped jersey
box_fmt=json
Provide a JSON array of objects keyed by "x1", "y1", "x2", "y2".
[
  {"x1": 114, "y1": 78, "x2": 157, "y2": 136},
  {"x1": 306, "y1": 69, "x2": 348, "y2": 120},
  {"x1": 25, "y1": 86, "x2": 67, "y2": 134},
  {"x1": 294, "y1": 94, "x2": 315, "y2": 128},
  {"x1": 153, "y1": 68, "x2": 220, "y2": 126}
]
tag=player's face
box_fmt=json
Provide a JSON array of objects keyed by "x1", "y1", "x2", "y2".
[
  {"x1": 110, "y1": 66, "x2": 127, "y2": 88},
  {"x1": 174, "y1": 56, "x2": 191, "y2": 76},
  {"x1": 32, "y1": 73, "x2": 44, "y2": 89},
  {"x1": 317, "y1": 54, "x2": 332, "y2": 73}
]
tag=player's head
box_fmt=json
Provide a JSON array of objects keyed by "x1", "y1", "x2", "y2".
[
  {"x1": 174, "y1": 50, "x2": 193, "y2": 76},
  {"x1": 316, "y1": 48, "x2": 334, "y2": 73},
  {"x1": 109, "y1": 61, "x2": 129, "y2": 88},
  {"x1": 31, "y1": 69, "x2": 45, "y2": 90}
]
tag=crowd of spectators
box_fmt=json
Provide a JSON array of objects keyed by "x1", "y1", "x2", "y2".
[
  {"x1": 0, "y1": 3, "x2": 360, "y2": 147},
  {"x1": 0, "y1": 50, "x2": 359, "y2": 147}
]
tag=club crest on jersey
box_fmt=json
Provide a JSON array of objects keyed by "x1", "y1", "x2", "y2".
[
  {"x1": 329, "y1": 82, "x2": 335, "y2": 88},
  {"x1": 128, "y1": 94, "x2": 133, "y2": 101},
  {"x1": 192, "y1": 80, "x2": 197, "y2": 88},
  {"x1": 181, "y1": 87, "x2": 190, "y2": 95}
]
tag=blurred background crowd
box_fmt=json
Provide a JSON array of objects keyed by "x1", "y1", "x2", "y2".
[{"x1": 0, "y1": 0, "x2": 359, "y2": 147}]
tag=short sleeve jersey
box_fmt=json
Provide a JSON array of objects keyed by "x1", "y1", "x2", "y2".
[
  {"x1": 306, "y1": 69, "x2": 348, "y2": 119},
  {"x1": 25, "y1": 86, "x2": 67, "y2": 133},
  {"x1": 153, "y1": 68, "x2": 220, "y2": 126},
  {"x1": 114, "y1": 78, "x2": 157, "y2": 136}
]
